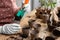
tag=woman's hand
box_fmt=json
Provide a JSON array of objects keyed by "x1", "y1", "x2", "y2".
[{"x1": 11, "y1": 0, "x2": 21, "y2": 15}]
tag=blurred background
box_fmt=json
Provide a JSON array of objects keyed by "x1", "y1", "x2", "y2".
[
  {"x1": 16, "y1": 0, "x2": 60, "y2": 12},
  {"x1": 16, "y1": 0, "x2": 40, "y2": 12}
]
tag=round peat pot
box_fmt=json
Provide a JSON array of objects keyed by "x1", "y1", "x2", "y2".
[
  {"x1": 45, "y1": 36, "x2": 55, "y2": 40},
  {"x1": 35, "y1": 38, "x2": 42, "y2": 40},
  {"x1": 52, "y1": 27, "x2": 60, "y2": 37}
]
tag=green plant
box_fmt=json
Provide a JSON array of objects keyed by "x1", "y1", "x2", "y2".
[{"x1": 39, "y1": 0, "x2": 56, "y2": 9}]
